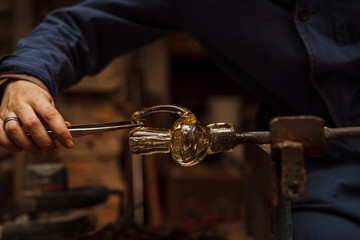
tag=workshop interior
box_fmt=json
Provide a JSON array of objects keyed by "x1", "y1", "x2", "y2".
[{"x1": 1, "y1": 1, "x2": 346, "y2": 240}]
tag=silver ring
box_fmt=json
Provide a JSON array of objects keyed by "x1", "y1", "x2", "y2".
[{"x1": 3, "y1": 117, "x2": 21, "y2": 128}]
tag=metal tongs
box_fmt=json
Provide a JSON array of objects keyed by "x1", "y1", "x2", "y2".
[{"x1": 33, "y1": 121, "x2": 144, "y2": 139}]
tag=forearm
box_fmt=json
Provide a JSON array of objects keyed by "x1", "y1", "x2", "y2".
[{"x1": 0, "y1": 0, "x2": 179, "y2": 99}]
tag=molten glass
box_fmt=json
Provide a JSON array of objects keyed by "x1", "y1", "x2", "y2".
[{"x1": 129, "y1": 105, "x2": 236, "y2": 167}]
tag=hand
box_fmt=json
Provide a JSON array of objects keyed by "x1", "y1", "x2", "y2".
[{"x1": 0, "y1": 80, "x2": 73, "y2": 155}]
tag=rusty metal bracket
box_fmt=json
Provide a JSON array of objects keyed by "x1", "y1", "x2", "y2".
[{"x1": 270, "y1": 116, "x2": 326, "y2": 201}]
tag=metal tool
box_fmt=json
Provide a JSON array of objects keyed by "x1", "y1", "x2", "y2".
[
  {"x1": 27, "y1": 121, "x2": 143, "y2": 139},
  {"x1": 235, "y1": 116, "x2": 360, "y2": 202},
  {"x1": 234, "y1": 124, "x2": 360, "y2": 144}
]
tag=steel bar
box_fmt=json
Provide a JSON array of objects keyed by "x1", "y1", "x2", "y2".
[
  {"x1": 235, "y1": 131, "x2": 271, "y2": 144},
  {"x1": 235, "y1": 126, "x2": 360, "y2": 145},
  {"x1": 324, "y1": 126, "x2": 360, "y2": 141}
]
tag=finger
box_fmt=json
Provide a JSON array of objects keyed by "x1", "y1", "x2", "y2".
[
  {"x1": 30, "y1": 99, "x2": 73, "y2": 149},
  {"x1": 3, "y1": 115, "x2": 42, "y2": 155},
  {"x1": 15, "y1": 105, "x2": 58, "y2": 155},
  {"x1": 0, "y1": 118, "x2": 23, "y2": 152}
]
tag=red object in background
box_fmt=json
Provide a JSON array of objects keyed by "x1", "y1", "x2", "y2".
[{"x1": 181, "y1": 213, "x2": 225, "y2": 232}]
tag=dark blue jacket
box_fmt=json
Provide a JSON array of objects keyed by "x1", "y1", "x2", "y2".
[{"x1": 1, "y1": 0, "x2": 360, "y2": 234}]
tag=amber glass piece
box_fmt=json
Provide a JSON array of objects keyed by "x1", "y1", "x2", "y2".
[
  {"x1": 170, "y1": 118, "x2": 209, "y2": 166},
  {"x1": 129, "y1": 127, "x2": 171, "y2": 155},
  {"x1": 129, "y1": 105, "x2": 236, "y2": 167}
]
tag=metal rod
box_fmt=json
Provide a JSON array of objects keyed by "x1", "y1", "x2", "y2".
[
  {"x1": 234, "y1": 126, "x2": 360, "y2": 145},
  {"x1": 235, "y1": 131, "x2": 271, "y2": 144},
  {"x1": 324, "y1": 126, "x2": 360, "y2": 141}
]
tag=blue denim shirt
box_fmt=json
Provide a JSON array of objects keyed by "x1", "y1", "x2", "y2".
[{"x1": 1, "y1": 0, "x2": 360, "y2": 227}]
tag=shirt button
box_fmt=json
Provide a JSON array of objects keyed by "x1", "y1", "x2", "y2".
[{"x1": 298, "y1": 8, "x2": 310, "y2": 21}]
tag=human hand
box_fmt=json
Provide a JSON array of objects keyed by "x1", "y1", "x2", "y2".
[{"x1": 0, "y1": 80, "x2": 73, "y2": 155}]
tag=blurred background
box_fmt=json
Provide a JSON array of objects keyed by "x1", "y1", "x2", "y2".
[{"x1": 0, "y1": 0, "x2": 261, "y2": 239}]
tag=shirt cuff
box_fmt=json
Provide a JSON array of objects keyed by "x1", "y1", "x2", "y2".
[{"x1": 0, "y1": 74, "x2": 49, "y2": 92}]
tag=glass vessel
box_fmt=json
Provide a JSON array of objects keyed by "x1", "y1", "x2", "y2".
[{"x1": 129, "y1": 105, "x2": 236, "y2": 167}]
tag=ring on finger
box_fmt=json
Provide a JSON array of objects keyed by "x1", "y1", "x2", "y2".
[{"x1": 3, "y1": 117, "x2": 22, "y2": 128}]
